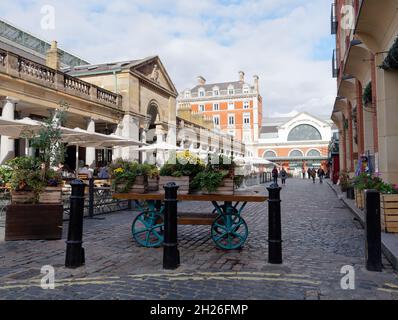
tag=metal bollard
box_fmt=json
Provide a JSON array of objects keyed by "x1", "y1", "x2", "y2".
[
  {"x1": 267, "y1": 183, "x2": 283, "y2": 264},
  {"x1": 365, "y1": 189, "x2": 382, "y2": 272},
  {"x1": 88, "y1": 178, "x2": 94, "y2": 218},
  {"x1": 65, "y1": 179, "x2": 86, "y2": 268},
  {"x1": 163, "y1": 182, "x2": 180, "y2": 270}
]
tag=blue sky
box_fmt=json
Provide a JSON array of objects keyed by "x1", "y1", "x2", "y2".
[{"x1": 0, "y1": 0, "x2": 336, "y2": 117}]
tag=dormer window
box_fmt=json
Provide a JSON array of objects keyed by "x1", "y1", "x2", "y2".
[
  {"x1": 213, "y1": 86, "x2": 220, "y2": 96},
  {"x1": 184, "y1": 90, "x2": 191, "y2": 98},
  {"x1": 243, "y1": 85, "x2": 250, "y2": 94},
  {"x1": 228, "y1": 85, "x2": 235, "y2": 95},
  {"x1": 199, "y1": 88, "x2": 205, "y2": 97}
]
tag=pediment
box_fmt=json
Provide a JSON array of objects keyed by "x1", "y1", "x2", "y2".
[{"x1": 133, "y1": 57, "x2": 177, "y2": 94}]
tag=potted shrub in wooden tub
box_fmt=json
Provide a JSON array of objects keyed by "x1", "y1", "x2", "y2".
[
  {"x1": 146, "y1": 164, "x2": 159, "y2": 192},
  {"x1": 5, "y1": 157, "x2": 63, "y2": 240},
  {"x1": 110, "y1": 159, "x2": 149, "y2": 194},
  {"x1": 159, "y1": 151, "x2": 205, "y2": 195},
  {"x1": 377, "y1": 183, "x2": 398, "y2": 233}
]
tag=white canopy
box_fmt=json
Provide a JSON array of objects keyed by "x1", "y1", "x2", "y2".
[
  {"x1": 132, "y1": 141, "x2": 182, "y2": 152},
  {"x1": 249, "y1": 157, "x2": 277, "y2": 166},
  {"x1": 0, "y1": 117, "x2": 42, "y2": 138}
]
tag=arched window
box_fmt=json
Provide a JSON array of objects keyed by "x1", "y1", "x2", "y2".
[
  {"x1": 287, "y1": 124, "x2": 322, "y2": 141},
  {"x1": 264, "y1": 150, "x2": 277, "y2": 158},
  {"x1": 307, "y1": 149, "x2": 321, "y2": 157},
  {"x1": 289, "y1": 150, "x2": 304, "y2": 157}
]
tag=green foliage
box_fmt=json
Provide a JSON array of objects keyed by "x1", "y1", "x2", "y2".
[
  {"x1": 352, "y1": 173, "x2": 398, "y2": 194},
  {"x1": 24, "y1": 103, "x2": 69, "y2": 170},
  {"x1": 109, "y1": 159, "x2": 153, "y2": 193},
  {"x1": 339, "y1": 170, "x2": 352, "y2": 192},
  {"x1": 0, "y1": 165, "x2": 12, "y2": 186},
  {"x1": 363, "y1": 82, "x2": 372, "y2": 105},
  {"x1": 6, "y1": 157, "x2": 45, "y2": 202},
  {"x1": 159, "y1": 151, "x2": 205, "y2": 178},
  {"x1": 191, "y1": 170, "x2": 229, "y2": 193}
]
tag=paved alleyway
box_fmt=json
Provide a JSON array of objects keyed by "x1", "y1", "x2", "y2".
[{"x1": 0, "y1": 179, "x2": 397, "y2": 300}]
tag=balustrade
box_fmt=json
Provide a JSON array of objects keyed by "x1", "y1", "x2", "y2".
[
  {"x1": 0, "y1": 51, "x2": 122, "y2": 109},
  {"x1": 64, "y1": 75, "x2": 90, "y2": 95},
  {"x1": 18, "y1": 57, "x2": 55, "y2": 83}
]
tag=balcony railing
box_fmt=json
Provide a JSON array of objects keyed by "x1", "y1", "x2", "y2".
[
  {"x1": 331, "y1": 2, "x2": 338, "y2": 35},
  {"x1": 0, "y1": 50, "x2": 122, "y2": 109}
]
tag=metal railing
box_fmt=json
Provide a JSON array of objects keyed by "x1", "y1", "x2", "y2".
[{"x1": 62, "y1": 178, "x2": 129, "y2": 220}]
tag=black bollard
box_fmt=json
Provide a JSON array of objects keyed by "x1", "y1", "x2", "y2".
[
  {"x1": 163, "y1": 182, "x2": 180, "y2": 270},
  {"x1": 88, "y1": 178, "x2": 94, "y2": 218},
  {"x1": 267, "y1": 183, "x2": 283, "y2": 264},
  {"x1": 365, "y1": 189, "x2": 382, "y2": 272},
  {"x1": 65, "y1": 179, "x2": 86, "y2": 268}
]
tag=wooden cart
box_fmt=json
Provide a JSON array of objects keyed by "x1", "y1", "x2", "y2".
[{"x1": 113, "y1": 192, "x2": 268, "y2": 250}]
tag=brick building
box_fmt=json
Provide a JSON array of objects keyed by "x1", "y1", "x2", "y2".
[{"x1": 177, "y1": 72, "x2": 263, "y2": 143}]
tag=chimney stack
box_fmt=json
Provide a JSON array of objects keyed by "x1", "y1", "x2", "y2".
[
  {"x1": 46, "y1": 40, "x2": 61, "y2": 70},
  {"x1": 197, "y1": 76, "x2": 206, "y2": 86},
  {"x1": 253, "y1": 75, "x2": 259, "y2": 92},
  {"x1": 239, "y1": 71, "x2": 245, "y2": 82}
]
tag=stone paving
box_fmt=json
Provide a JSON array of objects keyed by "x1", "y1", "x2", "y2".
[{"x1": 0, "y1": 179, "x2": 398, "y2": 300}]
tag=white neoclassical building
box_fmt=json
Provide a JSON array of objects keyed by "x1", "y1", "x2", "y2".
[{"x1": 248, "y1": 112, "x2": 336, "y2": 172}]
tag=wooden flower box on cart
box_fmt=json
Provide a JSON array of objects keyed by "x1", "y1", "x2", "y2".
[
  {"x1": 203, "y1": 178, "x2": 234, "y2": 195},
  {"x1": 381, "y1": 194, "x2": 398, "y2": 233},
  {"x1": 159, "y1": 176, "x2": 190, "y2": 194},
  {"x1": 114, "y1": 176, "x2": 148, "y2": 194}
]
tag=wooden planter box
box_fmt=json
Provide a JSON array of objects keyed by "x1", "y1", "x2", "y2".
[
  {"x1": 39, "y1": 187, "x2": 62, "y2": 204},
  {"x1": 381, "y1": 194, "x2": 398, "y2": 233},
  {"x1": 159, "y1": 176, "x2": 190, "y2": 194},
  {"x1": 114, "y1": 175, "x2": 148, "y2": 194},
  {"x1": 5, "y1": 204, "x2": 63, "y2": 240},
  {"x1": 147, "y1": 177, "x2": 159, "y2": 192},
  {"x1": 355, "y1": 189, "x2": 365, "y2": 210},
  {"x1": 203, "y1": 178, "x2": 234, "y2": 195},
  {"x1": 11, "y1": 190, "x2": 36, "y2": 204}
]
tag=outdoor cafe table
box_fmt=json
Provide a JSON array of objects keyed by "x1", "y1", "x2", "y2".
[{"x1": 113, "y1": 192, "x2": 268, "y2": 250}]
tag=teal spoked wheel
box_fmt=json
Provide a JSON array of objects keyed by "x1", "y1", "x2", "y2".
[
  {"x1": 132, "y1": 211, "x2": 164, "y2": 248},
  {"x1": 211, "y1": 213, "x2": 248, "y2": 250}
]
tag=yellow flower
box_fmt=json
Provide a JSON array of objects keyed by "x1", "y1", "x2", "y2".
[{"x1": 114, "y1": 168, "x2": 124, "y2": 174}]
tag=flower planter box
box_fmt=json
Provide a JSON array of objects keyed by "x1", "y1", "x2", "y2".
[
  {"x1": 5, "y1": 204, "x2": 63, "y2": 240},
  {"x1": 147, "y1": 177, "x2": 159, "y2": 192},
  {"x1": 159, "y1": 176, "x2": 190, "y2": 195},
  {"x1": 11, "y1": 191, "x2": 36, "y2": 204},
  {"x1": 381, "y1": 194, "x2": 398, "y2": 233},
  {"x1": 39, "y1": 187, "x2": 62, "y2": 204},
  {"x1": 114, "y1": 175, "x2": 148, "y2": 194},
  {"x1": 203, "y1": 178, "x2": 234, "y2": 195},
  {"x1": 355, "y1": 189, "x2": 364, "y2": 210}
]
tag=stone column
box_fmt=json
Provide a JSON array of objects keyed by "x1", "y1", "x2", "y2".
[
  {"x1": 141, "y1": 129, "x2": 147, "y2": 163},
  {"x1": 156, "y1": 125, "x2": 165, "y2": 166},
  {"x1": 85, "y1": 118, "x2": 96, "y2": 167},
  {"x1": 0, "y1": 97, "x2": 16, "y2": 164},
  {"x1": 121, "y1": 114, "x2": 140, "y2": 161},
  {"x1": 113, "y1": 123, "x2": 123, "y2": 161}
]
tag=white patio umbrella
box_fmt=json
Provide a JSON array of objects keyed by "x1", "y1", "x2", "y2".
[
  {"x1": 0, "y1": 117, "x2": 42, "y2": 138},
  {"x1": 132, "y1": 141, "x2": 182, "y2": 152}
]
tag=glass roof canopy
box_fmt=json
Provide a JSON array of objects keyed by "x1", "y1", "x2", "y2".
[{"x1": 0, "y1": 19, "x2": 89, "y2": 67}]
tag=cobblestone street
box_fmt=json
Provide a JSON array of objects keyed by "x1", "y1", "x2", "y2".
[{"x1": 0, "y1": 179, "x2": 398, "y2": 300}]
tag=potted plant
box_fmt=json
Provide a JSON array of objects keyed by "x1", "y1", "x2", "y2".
[
  {"x1": 159, "y1": 151, "x2": 205, "y2": 195},
  {"x1": 375, "y1": 181, "x2": 398, "y2": 233},
  {"x1": 0, "y1": 164, "x2": 12, "y2": 188},
  {"x1": 191, "y1": 155, "x2": 236, "y2": 195},
  {"x1": 145, "y1": 164, "x2": 159, "y2": 192},
  {"x1": 7, "y1": 156, "x2": 44, "y2": 204},
  {"x1": 110, "y1": 159, "x2": 149, "y2": 194},
  {"x1": 339, "y1": 171, "x2": 350, "y2": 192}
]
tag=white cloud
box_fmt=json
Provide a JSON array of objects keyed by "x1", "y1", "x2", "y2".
[{"x1": 0, "y1": 0, "x2": 336, "y2": 120}]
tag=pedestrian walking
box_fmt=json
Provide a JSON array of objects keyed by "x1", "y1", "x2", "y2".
[
  {"x1": 311, "y1": 168, "x2": 316, "y2": 183},
  {"x1": 317, "y1": 167, "x2": 325, "y2": 184},
  {"x1": 302, "y1": 168, "x2": 306, "y2": 179},
  {"x1": 307, "y1": 168, "x2": 312, "y2": 180},
  {"x1": 272, "y1": 166, "x2": 279, "y2": 185},
  {"x1": 281, "y1": 168, "x2": 287, "y2": 185}
]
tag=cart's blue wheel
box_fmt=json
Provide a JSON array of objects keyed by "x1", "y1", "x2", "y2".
[
  {"x1": 211, "y1": 213, "x2": 248, "y2": 250},
  {"x1": 132, "y1": 211, "x2": 164, "y2": 248}
]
